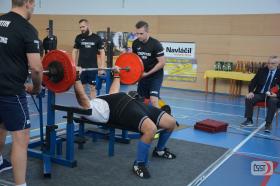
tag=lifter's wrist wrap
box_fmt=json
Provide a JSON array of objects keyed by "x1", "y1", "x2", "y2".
[
  {"x1": 114, "y1": 72, "x2": 120, "y2": 78},
  {"x1": 76, "y1": 71, "x2": 81, "y2": 81}
]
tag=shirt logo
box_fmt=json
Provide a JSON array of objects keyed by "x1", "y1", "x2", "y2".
[
  {"x1": 137, "y1": 51, "x2": 151, "y2": 60},
  {"x1": 81, "y1": 41, "x2": 95, "y2": 48},
  {"x1": 34, "y1": 40, "x2": 40, "y2": 50},
  {"x1": 0, "y1": 20, "x2": 11, "y2": 27},
  {"x1": 0, "y1": 36, "x2": 8, "y2": 44}
]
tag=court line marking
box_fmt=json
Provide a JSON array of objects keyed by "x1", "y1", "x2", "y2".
[
  {"x1": 188, "y1": 121, "x2": 267, "y2": 186},
  {"x1": 27, "y1": 88, "x2": 246, "y2": 109},
  {"x1": 172, "y1": 105, "x2": 265, "y2": 121},
  {"x1": 172, "y1": 105, "x2": 245, "y2": 118},
  {"x1": 0, "y1": 179, "x2": 14, "y2": 186},
  {"x1": 29, "y1": 111, "x2": 47, "y2": 117},
  {"x1": 28, "y1": 90, "x2": 266, "y2": 120},
  {"x1": 5, "y1": 121, "x2": 67, "y2": 144},
  {"x1": 229, "y1": 125, "x2": 280, "y2": 141},
  {"x1": 162, "y1": 95, "x2": 245, "y2": 108},
  {"x1": 64, "y1": 90, "x2": 245, "y2": 109},
  {"x1": 236, "y1": 151, "x2": 280, "y2": 162},
  {"x1": 65, "y1": 90, "x2": 246, "y2": 108}
]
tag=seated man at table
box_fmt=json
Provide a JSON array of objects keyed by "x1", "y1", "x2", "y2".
[
  {"x1": 74, "y1": 67, "x2": 177, "y2": 178},
  {"x1": 240, "y1": 56, "x2": 280, "y2": 133}
]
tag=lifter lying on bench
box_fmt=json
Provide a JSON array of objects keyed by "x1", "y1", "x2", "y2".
[{"x1": 74, "y1": 66, "x2": 177, "y2": 179}]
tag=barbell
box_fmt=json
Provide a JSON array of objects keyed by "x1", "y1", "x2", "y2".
[{"x1": 36, "y1": 50, "x2": 144, "y2": 93}]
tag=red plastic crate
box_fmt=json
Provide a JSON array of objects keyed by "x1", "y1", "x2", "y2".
[{"x1": 194, "y1": 119, "x2": 228, "y2": 133}]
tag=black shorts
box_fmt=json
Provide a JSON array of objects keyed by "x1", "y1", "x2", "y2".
[
  {"x1": 98, "y1": 93, "x2": 165, "y2": 132},
  {"x1": 137, "y1": 75, "x2": 163, "y2": 98},
  {"x1": 0, "y1": 93, "x2": 31, "y2": 131}
]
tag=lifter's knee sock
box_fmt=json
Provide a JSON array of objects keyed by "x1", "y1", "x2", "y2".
[
  {"x1": 156, "y1": 131, "x2": 172, "y2": 151},
  {"x1": 135, "y1": 141, "x2": 151, "y2": 165}
]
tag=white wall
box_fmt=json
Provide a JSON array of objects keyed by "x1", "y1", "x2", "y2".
[{"x1": 1, "y1": 0, "x2": 280, "y2": 15}]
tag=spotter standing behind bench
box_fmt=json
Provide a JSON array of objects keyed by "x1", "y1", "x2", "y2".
[{"x1": 74, "y1": 66, "x2": 177, "y2": 179}]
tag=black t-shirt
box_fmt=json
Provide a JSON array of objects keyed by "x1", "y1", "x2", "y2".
[
  {"x1": 73, "y1": 33, "x2": 104, "y2": 68},
  {"x1": 132, "y1": 37, "x2": 164, "y2": 78},
  {"x1": 43, "y1": 35, "x2": 57, "y2": 52},
  {"x1": 0, "y1": 11, "x2": 40, "y2": 95}
]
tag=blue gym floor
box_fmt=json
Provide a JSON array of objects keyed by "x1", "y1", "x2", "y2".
[{"x1": 5, "y1": 85, "x2": 280, "y2": 186}]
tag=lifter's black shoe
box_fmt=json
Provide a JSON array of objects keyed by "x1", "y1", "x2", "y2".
[
  {"x1": 152, "y1": 148, "x2": 176, "y2": 159},
  {"x1": 240, "y1": 119, "x2": 254, "y2": 127},
  {"x1": 264, "y1": 123, "x2": 272, "y2": 133},
  {"x1": 132, "y1": 162, "x2": 150, "y2": 179}
]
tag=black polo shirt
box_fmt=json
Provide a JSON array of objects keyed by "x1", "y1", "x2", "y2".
[
  {"x1": 132, "y1": 37, "x2": 164, "y2": 78},
  {"x1": 43, "y1": 35, "x2": 57, "y2": 52},
  {"x1": 0, "y1": 11, "x2": 40, "y2": 95},
  {"x1": 73, "y1": 33, "x2": 104, "y2": 68}
]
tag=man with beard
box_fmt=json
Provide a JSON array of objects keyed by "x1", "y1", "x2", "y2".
[
  {"x1": 0, "y1": 0, "x2": 43, "y2": 185},
  {"x1": 72, "y1": 19, "x2": 106, "y2": 99},
  {"x1": 132, "y1": 21, "x2": 166, "y2": 108}
]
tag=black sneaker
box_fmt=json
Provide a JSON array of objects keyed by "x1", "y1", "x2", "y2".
[
  {"x1": 152, "y1": 148, "x2": 176, "y2": 159},
  {"x1": 0, "y1": 159, "x2": 12, "y2": 173},
  {"x1": 132, "y1": 162, "x2": 150, "y2": 179},
  {"x1": 240, "y1": 119, "x2": 254, "y2": 127},
  {"x1": 264, "y1": 123, "x2": 272, "y2": 133}
]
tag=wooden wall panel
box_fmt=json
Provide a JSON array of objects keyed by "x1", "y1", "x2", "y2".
[
  {"x1": 229, "y1": 36, "x2": 280, "y2": 56},
  {"x1": 29, "y1": 14, "x2": 280, "y2": 95},
  {"x1": 230, "y1": 15, "x2": 265, "y2": 35},
  {"x1": 158, "y1": 16, "x2": 232, "y2": 35},
  {"x1": 263, "y1": 15, "x2": 280, "y2": 35}
]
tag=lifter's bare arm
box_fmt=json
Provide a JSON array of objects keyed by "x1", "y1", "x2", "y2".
[
  {"x1": 74, "y1": 66, "x2": 120, "y2": 107},
  {"x1": 74, "y1": 80, "x2": 91, "y2": 109},
  {"x1": 109, "y1": 66, "x2": 121, "y2": 94}
]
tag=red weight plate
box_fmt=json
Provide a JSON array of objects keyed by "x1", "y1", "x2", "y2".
[
  {"x1": 42, "y1": 50, "x2": 76, "y2": 93},
  {"x1": 115, "y1": 53, "x2": 143, "y2": 84}
]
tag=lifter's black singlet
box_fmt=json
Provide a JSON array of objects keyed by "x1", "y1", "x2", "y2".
[{"x1": 98, "y1": 92, "x2": 134, "y2": 122}]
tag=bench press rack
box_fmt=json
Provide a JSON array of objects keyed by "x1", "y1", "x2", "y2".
[
  {"x1": 68, "y1": 116, "x2": 165, "y2": 157},
  {"x1": 26, "y1": 70, "x2": 132, "y2": 178},
  {"x1": 27, "y1": 90, "x2": 92, "y2": 178}
]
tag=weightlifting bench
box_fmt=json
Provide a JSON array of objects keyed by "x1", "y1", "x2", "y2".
[
  {"x1": 72, "y1": 116, "x2": 166, "y2": 156},
  {"x1": 57, "y1": 104, "x2": 165, "y2": 157}
]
